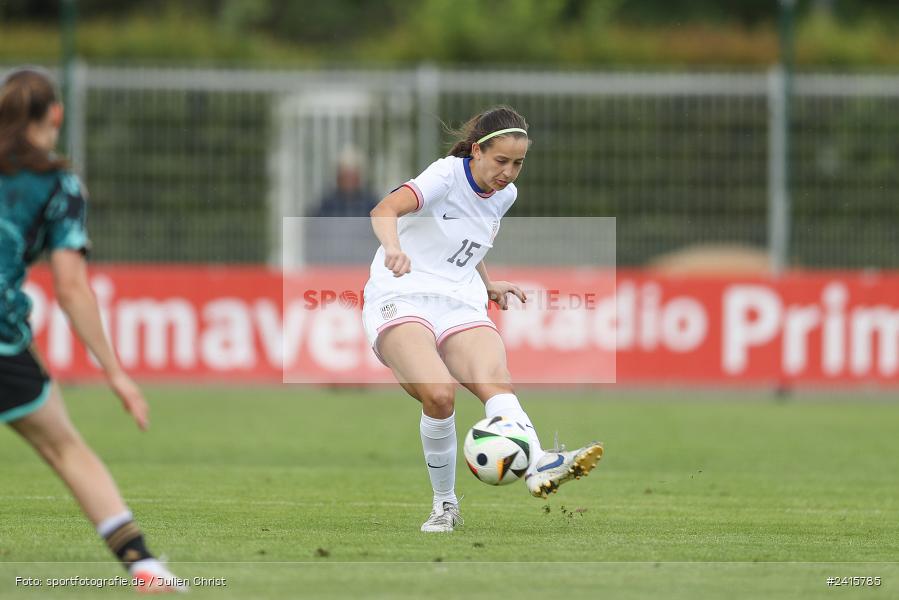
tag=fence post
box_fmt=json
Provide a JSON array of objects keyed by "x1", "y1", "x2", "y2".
[
  {"x1": 69, "y1": 60, "x2": 88, "y2": 177},
  {"x1": 269, "y1": 100, "x2": 298, "y2": 269},
  {"x1": 59, "y1": 0, "x2": 77, "y2": 163},
  {"x1": 768, "y1": 0, "x2": 795, "y2": 275},
  {"x1": 767, "y1": 66, "x2": 789, "y2": 275},
  {"x1": 415, "y1": 64, "x2": 440, "y2": 171}
]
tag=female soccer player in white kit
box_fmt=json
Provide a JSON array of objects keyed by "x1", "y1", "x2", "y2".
[{"x1": 363, "y1": 106, "x2": 603, "y2": 532}]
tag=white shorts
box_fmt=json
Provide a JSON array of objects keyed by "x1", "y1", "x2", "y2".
[{"x1": 362, "y1": 294, "x2": 496, "y2": 362}]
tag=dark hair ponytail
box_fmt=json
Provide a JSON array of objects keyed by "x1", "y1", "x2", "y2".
[
  {"x1": 0, "y1": 68, "x2": 68, "y2": 174},
  {"x1": 447, "y1": 105, "x2": 529, "y2": 158}
]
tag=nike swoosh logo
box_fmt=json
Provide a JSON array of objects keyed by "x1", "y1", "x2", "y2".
[
  {"x1": 427, "y1": 462, "x2": 448, "y2": 469},
  {"x1": 536, "y1": 455, "x2": 564, "y2": 472},
  {"x1": 442, "y1": 213, "x2": 460, "y2": 220}
]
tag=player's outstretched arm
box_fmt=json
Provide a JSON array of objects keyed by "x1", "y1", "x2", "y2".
[
  {"x1": 49, "y1": 249, "x2": 149, "y2": 430},
  {"x1": 477, "y1": 260, "x2": 527, "y2": 310},
  {"x1": 370, "y1": 186, "x2": 418, "y2": 277}
]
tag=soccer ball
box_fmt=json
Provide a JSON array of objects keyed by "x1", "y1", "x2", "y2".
[{"x1": 463, "y1": 416, "x2": 530, "y2": 485}]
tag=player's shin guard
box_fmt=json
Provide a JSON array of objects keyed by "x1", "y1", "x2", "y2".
[
  {"x1": 97, "y1": 510, "x2": 153, "y2": 569},
  {"x1": 420, "y1": 412, "x2": 457, "y2": 507},
  {"x1": 484, "y1": 393, "x2": 546, "y2": 471}
]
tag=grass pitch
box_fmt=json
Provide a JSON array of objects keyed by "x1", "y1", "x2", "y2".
[{"x1": 1, "y1": 386, "x2": 897, "y2": 599}]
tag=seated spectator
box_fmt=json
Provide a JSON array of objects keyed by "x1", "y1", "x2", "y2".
[{"x1": 311, "y1": 146, "x2": 378, "y2": 217}]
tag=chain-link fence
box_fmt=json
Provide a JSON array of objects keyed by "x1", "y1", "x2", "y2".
[
  {"x1": 3, "y1": 65, "x2": 897, "y2": 268},
  {"x1": 791, "y1": 77, "x2": 899, "y2": 269},
  {"x1": 438, "y1": 72, "x2": 772, "y2": 267},
  {"x1": 84, "y1": 83, "x2": 272, "y2": 263}
]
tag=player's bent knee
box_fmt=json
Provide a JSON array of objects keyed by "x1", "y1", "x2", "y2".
[{"x1": 419, "y1": 384, "x2": 455, "y2": 418}]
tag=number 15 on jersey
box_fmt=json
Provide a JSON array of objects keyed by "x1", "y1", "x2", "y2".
[{"x1": 447, "y1": 239, "x2": 482, "y2": 267}]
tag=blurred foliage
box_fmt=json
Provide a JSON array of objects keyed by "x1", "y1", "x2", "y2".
[
  {"x1": 1, "y1": 0, "x2": 899, "y2": 66},
  {"x1": 5, "y1": 0, "x2": 899, "y2": 27}
]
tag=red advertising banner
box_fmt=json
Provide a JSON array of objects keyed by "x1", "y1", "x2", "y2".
[{"x1": 23, "y1": 266, "x2": 899, "y2": 387}]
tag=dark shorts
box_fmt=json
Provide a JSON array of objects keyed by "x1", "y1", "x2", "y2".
[{"x1": 0, "y1": 348, "x2": 51, "y2": 423}]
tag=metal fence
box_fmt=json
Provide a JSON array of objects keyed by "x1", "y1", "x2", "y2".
[{"x1": 4, "y1": 64, "x2": 898, "y2": 268}]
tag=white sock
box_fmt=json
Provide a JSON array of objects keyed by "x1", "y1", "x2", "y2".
[
  {"x1": 96, "y1": 510, "x2": 133, "y2": 538},
  {"x1": 129, "y1": 558, "x2": 162, "y2": 576},
  {"x1": 420, "y1": 412, "x2": 458, "y2": 507},
  {"x1": 484, "y1": 393, "x2": 546, "y2": 472}
]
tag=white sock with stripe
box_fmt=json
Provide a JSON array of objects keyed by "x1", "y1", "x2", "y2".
[
  {"x1": 484, "y1": 393, "x2": 546, "y2": 473},
  {"x1": 420, "y1": 412, "x2": 458, "y2": 507},
  {"x1": 96, "y1": 510, "x2": 133, "y2": 538}
]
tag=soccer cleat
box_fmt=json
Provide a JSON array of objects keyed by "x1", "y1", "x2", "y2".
[
  {"x1": 130, "y1": 558, "x2": 188, "y2": 594},
  {"x1": 420, "y1": 501, "x2": 464, "y2": 533},
  {"x1": 525, "y1": 442, "x2": 604, "y2": 498}
]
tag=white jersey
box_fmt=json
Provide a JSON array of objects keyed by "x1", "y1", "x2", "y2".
[{"x1": 364, "y1": 156, "x2": 517, "y2": 308}]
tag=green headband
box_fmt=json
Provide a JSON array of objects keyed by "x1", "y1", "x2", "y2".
[{"x1": 476, "y1": 127, "x2": 528, "y2": 145}]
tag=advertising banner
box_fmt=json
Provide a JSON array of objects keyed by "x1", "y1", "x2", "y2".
[{"x1": 24, "y1": 266, "x2": 899, "y2": 387}]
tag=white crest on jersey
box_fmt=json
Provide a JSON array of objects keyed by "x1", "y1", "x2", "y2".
[{"x1": 380, "y1": 303, "x2": 397, "y2": 320}]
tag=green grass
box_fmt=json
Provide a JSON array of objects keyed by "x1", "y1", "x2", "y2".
[{"x1": 1, "y1": 386, "x2": 898, "y2": 599}]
